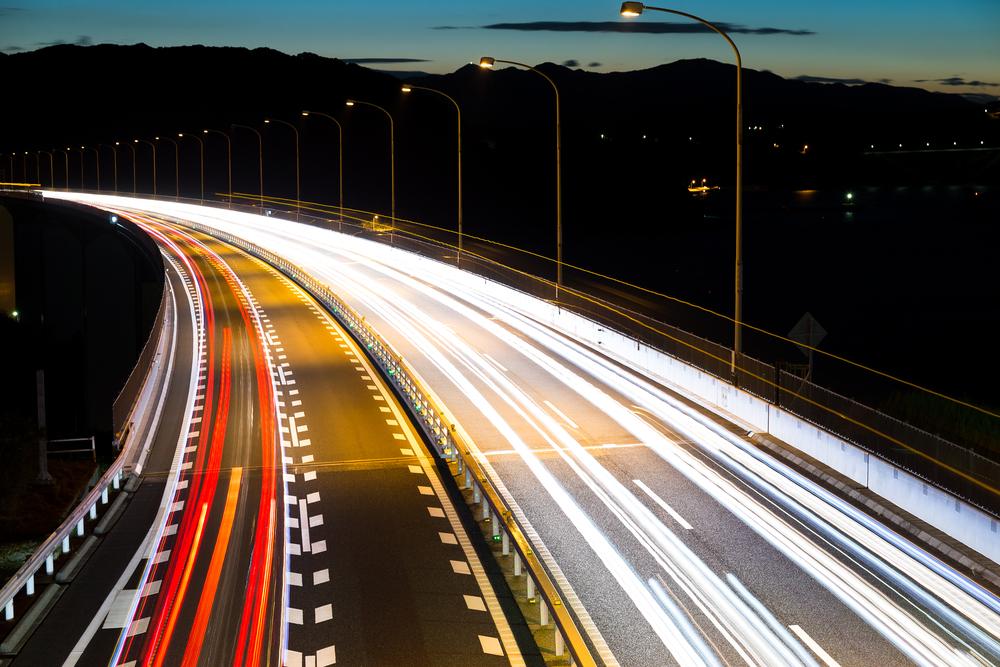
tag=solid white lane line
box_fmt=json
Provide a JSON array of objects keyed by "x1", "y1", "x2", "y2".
[
  {"x1": 789, "y1": 625, "x2": 841, "y2": 667},
  {"x1": 299, "y1": 499, "x2": 312, "y2": 552},
  {"x1": 633, "y1": 479, "x2": 693, "y2": 530},
  {"x1": 543, "y1": 399, "x2": 579, "y2": 430}
]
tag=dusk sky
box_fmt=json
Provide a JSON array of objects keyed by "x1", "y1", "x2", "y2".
[{"x1": 2, "y1": 0, "x2": 998, "y2": 96}]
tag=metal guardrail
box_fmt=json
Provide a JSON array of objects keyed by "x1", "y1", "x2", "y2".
[
  {"x1": 173, "y1": 218, "x2": 599, "y2": 667},
  {"x1": 0, "y1": 264, "x2": 172, "y2": 633},
  {"x1": 113, "y1": 277, "x2": 170, "y2": 440}
]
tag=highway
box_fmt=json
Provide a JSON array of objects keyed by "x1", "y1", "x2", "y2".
[
  {"x1": 44, "y1": 193, "x2": 1000, "y2": 667},
  {"x1": 13, "y1": 203, "x2": 525, "y2": 666}
]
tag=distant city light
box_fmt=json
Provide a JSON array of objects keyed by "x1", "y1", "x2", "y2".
[{"x1": 846, "y1": 192, "x2": 854, "y2": 201}]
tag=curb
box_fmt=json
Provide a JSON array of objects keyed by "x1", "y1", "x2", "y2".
[{"x1": 753, "y1": 432, "x2": 1000, "y2": 590}]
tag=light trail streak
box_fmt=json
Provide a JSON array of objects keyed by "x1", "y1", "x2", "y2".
[
  {"x1": 50, "y1": 195, "x2": 1000, "y2": 667},
  {"x1": 183, "y1": 466, "x2": 244, "y2": 667}
]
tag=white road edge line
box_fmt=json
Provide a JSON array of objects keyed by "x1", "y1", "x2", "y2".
[{"x1": 63, "y1": 250, "x2": 197, "y2": 667}]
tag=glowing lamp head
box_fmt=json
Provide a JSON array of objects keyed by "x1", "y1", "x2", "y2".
[
  {"x1": 345, "y1": 100, "x2": 355, "y2": 106},
  {"x1": 478, "y1": 56, "x2": 495, "y2": 69},
  {"x1": 264, "y1": 119, "x2": 271, "y2": 124},
  {"x1": 202, "y1": 129, "x2": 208, "y2": 133},
  {"x1": 401, "y1": 85, "x2": 412, "y2": 93},
  {"x1": 177, "y1": 133, "x2": 183, "y2": 137},
  {"x1": 301, "y1": 111, "x2": 309, "y2": 116},
  {"x1": 620, "y1": 2, "x2": 644, "y2": 17},
  {"x1": 155, "y1": 136, "x2": 160, "y2": 140},
  {"x1": 115, "y1": 141, "x2": 120, "y2": 145}
]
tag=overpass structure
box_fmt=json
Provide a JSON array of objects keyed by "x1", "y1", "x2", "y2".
[{"x1": 2, "y1": 191, "x2": 999, "y2": 666}]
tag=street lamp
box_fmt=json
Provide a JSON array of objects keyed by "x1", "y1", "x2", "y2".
[
  {"x1": 88, "y1": 146, "x2": 102, "y2": 192},
  {"x1": 178, "y1": 133, "x2": 204, "y2": 203},
  {"x1": 479, "y1": 55, "x2": 563, "y2": 298},
  {"x1": 232, "y1": 124, "x2": 264, "y2": 210},
  {"x1": 401, "y1": 84, "x2": 464, "y2": 266},
  {"x1": 37, "y1": 151, "x2": 54, "y2": 189},
  {"x1": 134, "y1": 139, "x2": 157, "y2": 196},
  {"x1": 155, "y1": 136, "x2": 180, "y2": 199},
  {"x1": 56, "y1": 148, "x2": 70, "y2": 190},
  {"x1": 75, "y1": 147, "x2": 86, "y2": 190},
  {"x1": 99, "y1": 143, "x2": 118, "y2": 192},
  {"x1": 264, "y1": 118, "x2": 300, "y2": 219},
  {"x1": 203, "y1": 129, "x2": 232, "y2": 207},
  {"x1": 345, "y1": 98, "x2": 395, "y2": 240},
  {"x1": 620, "y1": 1, "x2": 745, "y2": 380},
  {"x1": 123, "y1": 141, "x2": 137, "y2": 194},
  {"x1": 301, "y1": 111, "x2": 344, "y2": 228}
]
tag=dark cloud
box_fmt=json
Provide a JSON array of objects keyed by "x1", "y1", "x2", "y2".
[
  {"x1": 463, "y1": 21, "x2": 814, "y2": 36},
  {"x1": 562, "y1": 59, "x2": 580, "y2": 67},
  {"x1": 794, "y1": 74, "x2": 869, "y2": 85},
  {"x1": 914, "y1": 75, "x2": 998, "y2": 87},
  {"x1": 344, "y1": 57, "x2": 429, "y2": 64},
  {"x1": 33, "y1": 35, "x2": 91, "y2": 47},
  {"x1": 588, "y1": 61, "x2": 602, "y2": 67},
  {"x1": 2, "y1": 45, "x2": 25, "y2": 52}
]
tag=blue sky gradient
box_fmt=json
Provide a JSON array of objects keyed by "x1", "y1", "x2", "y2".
[{"x1": 2, "y1": 1, "x2": 998, "y2": 94}]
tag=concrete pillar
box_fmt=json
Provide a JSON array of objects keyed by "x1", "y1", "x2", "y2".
[
  {"x1": 89, "y1": 503, "x2": 97, "y2": 520},
  {"x1": 514, "y1": 552, "x2": 522, "y2": 576},
  {"x1": 113, "y1": 471, "x2": 121, "y2": 490},
  {"x1": 62, "y1": 535, "x2": 70, "y2": 554},
  {"x1": 491, "y1": 512, "x2": 500, "y2": 537},
  {"x1": 26, "y1": 574, "x2": 34, "y2": 596},
  {"x1": 540, "y1": 600, "x2": 549, "y2": 626},
  {"x1": 502, "y1": 529, "x2": 509, "y2": 556},
  {"x1": 473, "y1": 483, "x2": 480, "y2": 504},
  {"x1": 4, "y1": 599, "x2": 12, "y2": 621},
  {"x1": 101, "y1": 486, "x2": 109, "y2": 504},
  {"x1": 555, "y1": 628, "x2": 565, "y2": 656},
  {"x1": 527, "y1": 576, "x2": 535, "y2": 600},
  {"x1": 76, "y1": 518, "x2": 84, "y2": 537},
  {"x1": 45, "y1": 554, "x2": 54, "y2": 575}
]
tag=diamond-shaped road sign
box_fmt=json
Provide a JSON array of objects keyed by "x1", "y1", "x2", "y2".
[{"x1": 789, "y1": 312, "x2": 827, "y2": 359}]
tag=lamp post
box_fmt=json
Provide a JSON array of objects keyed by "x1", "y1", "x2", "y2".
[
  {"x1": 87, "y1": 146, "x2": 101, "y2": 192},
  {"x1": 75, "y1": 147, "x2": 86, "y2": 190},
  {"x1": 263, "y1": 118, "x2": 300, "y2": 219},
  {"x1": 22, "y1": 152, "x2": 28, "y2": 183},
  {"x1": 134, "y1": 139, "x2": 157, "y2": 196},
  {"x1": 38, "y1": 151, "x2": 54, "y2": 188},
  {"x1": 155, "y1": 136, "x2": 180, "y2": 199},
  {"x1": 178, "y1": 133, "x2": 204, "y2": 203},
  {"x1": 100, "y1": 143, "x2": 119, "y2": 192},
  {"x1": 479, "y1": 56, "x2": 563, "y2": 298},
  {"x1": 57, "y1": 148, "x2": 70, "y2": 190},
  {"x1": 124, "y1": 141, "x2": 137, "y2": 194},
  {"x1": 232, "y1": 124, "x2": 263, "y2": 210},
  {"x1": 203, "y1": 129, "x2": 232, "y2": 207},
  {"x1": 620, "y1": 1, "x2": 744, "y2": 379},
  {"x1": 401, "y1": 84, "x2": 464, "y2": 266},
  {"x1": 301, "y1": 110, "x2": 344, "y2": 228},
  {"x1": 30, "y1": 151, "x2": 40, "y2": 185},
  {"x1": 345, "y1": 98, "x2": 395, "y2": 240}
]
